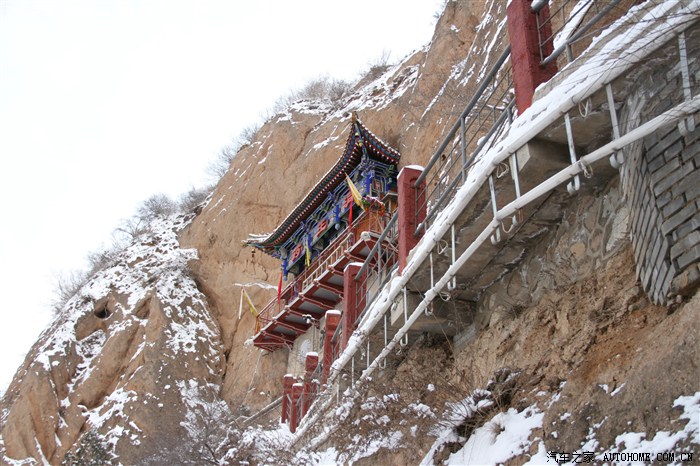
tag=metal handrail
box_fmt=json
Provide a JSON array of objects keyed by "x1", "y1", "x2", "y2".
[
  {"x1": 241, "y1": 396, "x2": 283, "y2": 427},
  {"x1": 414, "y1": 45, "x2": 514, "y2": 235},
  {"x1": 415, "y1": 98, "x2": 515, "y2": 236},
  {"x1": 323, "y1": 212, "x2": 399, "y2": 379},
  {"x1": 414, "y1": 45, "x2": 512, "y2": 189},
  {"x1": 290, "y1": 6, "x2": 700, "y2": 448},
  {"x1": 536, "y1": 0, "x2": 624, "y2": 66},
  {"x1": 353, "y1": 209, "x2": 399, "y2": 324},
  {"x1": 534, "y1": 0, "x2": 590, "y2": 62},
  {"x1": 355, "y1": 212, "x2": 398, "y2": 280}
]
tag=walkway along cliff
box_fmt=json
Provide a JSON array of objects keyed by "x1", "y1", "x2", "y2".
[
  {"x1": 238, "y1": 0, "x2": 700, "y2": 462},
  {"x1": 0, "y1": 1, "x2": 698, "y2": 464}
]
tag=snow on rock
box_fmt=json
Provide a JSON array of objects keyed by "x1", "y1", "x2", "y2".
[
  {"x1": 595, "y1": 392, "x2": 699, "y2": 464},
  {"x1": 444, "y1": 405, "x2": 544, "y2": 465},
  {"x1": 2, "y1": 0, "x2": 693, "y2": 464},
  {"x1": 0, "y1": 214, "x2": 226, "y2": 465}
]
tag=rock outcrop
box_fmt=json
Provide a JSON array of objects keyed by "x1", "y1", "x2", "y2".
[
  {"x1": 1, "y1": 216, "x2": 228, "y2": 464},
  {"x1": 1, "y1": 1, "x2": 698, "y2": 465},
  {"x1": 1, "y1": 3, "x2": 508, "y2": 463}
]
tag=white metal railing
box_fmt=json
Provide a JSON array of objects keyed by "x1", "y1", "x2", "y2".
[{"x1": 289, "y1": 3, "x2": 700, "y2": 449}]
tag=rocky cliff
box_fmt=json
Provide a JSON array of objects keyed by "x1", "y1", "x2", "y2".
[{"x1": 1, "y1": 1, "x2": 698, "y2": 465}]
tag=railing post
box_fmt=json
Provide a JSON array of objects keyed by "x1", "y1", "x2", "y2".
[
  {"x1": 290, "y1": 382, "x2": 303, "y2": 433},
  {"x1": 302, "y1": 352, "x2": 319, "y2": 417},
  {"x1": 507, "y1": 0, "x2": 557, "y2": 113},
  {"x1": 281, "y1": 374, "x2": 294, "y2": 424},
  {"x1": 342, "y1": 263, "x2": 363, "y2": 350},
  {"x1": 322, "y1": 310, "x2": 341, "y2": 384},
  {"x1": 398, "y1": 166, "x2": 426, "y2": 274}
]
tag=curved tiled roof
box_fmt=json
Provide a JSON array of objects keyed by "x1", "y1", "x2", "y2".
[{"x1": 246, "y1": 114, "x2": 400, "y2": 252}]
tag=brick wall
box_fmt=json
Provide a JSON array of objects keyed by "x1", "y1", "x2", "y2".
[
  {"x1": 619, "y1": 33, "x2": 700, "y2": 304},
  {"x1": 622, "y1": 124, "x2": 700, "y2": 304}
]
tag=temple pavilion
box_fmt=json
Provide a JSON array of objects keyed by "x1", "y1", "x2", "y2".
[{"x1": 245, "y1": 114, "x2": 401, "y2": 355}]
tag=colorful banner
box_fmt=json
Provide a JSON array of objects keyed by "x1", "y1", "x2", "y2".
[
  {"x1": 242, "y1": 289, "x2": 259, "y2": 317},
  {"x1": 346, "y1": 175, "x2": 366, "y2": 211}
]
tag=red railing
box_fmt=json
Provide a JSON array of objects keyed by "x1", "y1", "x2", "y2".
[
  {"x1": 329, "y1": 212, "x2": 399, "y2": 373},
  {"x1": 255, "y1": 207, "x2": 388, "y2": 332}
]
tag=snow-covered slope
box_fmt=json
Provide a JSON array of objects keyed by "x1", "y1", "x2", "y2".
[
  {"x1": 1, "y1": 1, "x2": 698, "y2": 465},
  {"x1": 0, "y1": 214, "x2": 232, "y2": 464}
]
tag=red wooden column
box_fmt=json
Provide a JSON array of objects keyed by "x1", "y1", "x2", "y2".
[
  {"x1": 302, "y1": 352, "x2": 319, "y2": 416},
  {"x1": 398, "y1": 166, "x2": 426, "y2": 274},
  {"x1": 342, "y1": 263, "x2": 363, "y2": 350},
  {"x1": 322, "y1": 310, "x2": 341, "y2": 384},
  {"x1": 281, "y1": 374, "x2": 294, "y2": 424},
  {"x1": 507, "y1": 0, "x2": 558, "y2": 113},
  {"x1": 290, "y1": 382, "x2": 303, "y2": 433}
]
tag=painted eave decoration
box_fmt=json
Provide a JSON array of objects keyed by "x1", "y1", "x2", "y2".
[{"x1": 244, "y1": 114, "x2": 400, "y2": 254}]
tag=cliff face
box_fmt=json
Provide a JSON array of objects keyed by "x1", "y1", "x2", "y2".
[
  {"x1": 1, "y1": 1, "x2": 698, "y2": 465},
  {"x1": 0, "y1": 2, "x2": 507, "y2": 463},
  {"x1": 177, "y1": 0, "x2": 508, "y2": 411},
  {"x1": 0, "y1": 216, "x2": 227, "y2": 464}
]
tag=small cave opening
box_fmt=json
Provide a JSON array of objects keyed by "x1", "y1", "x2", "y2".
[{"x1": 94, "y1": 306, "x2": 111, "y2": 319}]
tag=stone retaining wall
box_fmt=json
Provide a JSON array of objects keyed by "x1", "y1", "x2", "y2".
[{"x1": 471, "y1": 179, "x2": 631, "y2": 336}]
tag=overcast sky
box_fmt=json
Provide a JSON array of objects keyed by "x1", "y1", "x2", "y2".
[{"x1": 0, "y1": 1, "x2": 441, "y2": 392}]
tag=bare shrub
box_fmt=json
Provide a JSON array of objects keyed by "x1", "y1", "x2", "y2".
[
  {"x1": 86, "y1": 247, "x2": 119, "y2": 276},
  {"x1": 113, "y1": 217, "x2": 150, "y2": 245},
  {"x1": 207, "y1": 145, "x2": 239, "y2": 180},
  {"x1": 238, "y1": 122, "x2": 261, "y2": 146},
  {"x1": 179, "y1": 186, "x2": 213, "y2": 214},
  {"x1": 137, "y1": 194, "x2": 176, "y2": 222},
  {"x1": 269, "y1": 94, "x2": 296, "y2": 116},
  {"x1": 361, "y1": 50, "x2": 393, "y2": 82},
  {"x1": 185, "y1": 401, "x2": 241, "y2": 465},
  {"x1": 49, "y1": 185, "x2": 209, "y2": 317},
  {"x1": 266, "y1": 76, "x2": 353, "y2": 119},
  {"x1": 298, "y1": 78, "x2": 329, "y2": 101},
  {"x1": 433, "y1": 0, "x2": 448, "y2": 22},
  {"x1": 327, "y1": 78, "x2": 352, "y2": 103},
  {"x1": 207, "y1": 122, "x2": 263, "y2": 181},
  {"x1": 297, "y1": 76, "x2": 352, "y2": 104},
  {"x1": 61, "y1": 430, "x2": 115, "y2": 465},
  {"x1": 52, "y1": 270, "x2": 88, "y2": 315}
]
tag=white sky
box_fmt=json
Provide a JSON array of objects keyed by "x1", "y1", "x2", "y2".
[{"x1": 0, "y1": 0, "x2": 441, "y2": 392}]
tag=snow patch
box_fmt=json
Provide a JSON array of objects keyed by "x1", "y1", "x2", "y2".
[{"x1": 445, "y1": 405, "x2": 544, "y2": 465}]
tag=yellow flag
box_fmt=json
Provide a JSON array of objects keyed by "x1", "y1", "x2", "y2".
[
  {"x1": 346, "y1": 175, "x2": 366, "y2": 211},
  {"x1": 242, "y1": 289, "x2": 259, "y2": 317},
  {"x1": 305, "y1": 240, "x2": 311, "y2": 267}
]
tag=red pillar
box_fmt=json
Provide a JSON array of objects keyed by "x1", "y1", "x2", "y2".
[
  {"x1": 281, "y1": 374, "x2": 294, "y2": 424},
  {"x1": 322, "y1": 310, "x2": 341, "y2": 384},
  {"x1": 302, "y1": 352, "x2": 319, "y2": 416},
  {"x1": 342, "y1": 263, "x2": 363, "y2": 350},
  {"x1": 398, "y1": 166, "x2": 426, "y2": 274},
  {"x1": 290, "y1": 382, "x2": 303, "y2": 433},
  {"x1": 507, "y1": 0, "x2": 557, "y2": 113}
]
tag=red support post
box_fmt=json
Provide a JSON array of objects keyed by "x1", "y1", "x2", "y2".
[
  {"x1": 302, "y1": 352, "x2": 319, "y2": 416},
  {"x1": 290, "y1": 382, "x2": 303, "y2": 433},
  {"x1": 281, "y1": 374, "x2": 294, "y2": 424},
  {"x1": 507, "y1": 0, "x2": 558, "y2": 113},
  {"x1": 322, "y1": 310, "x2": 341, "y2": 384},
  {"x1": 342, "y1": 263, "x2": 363, "y2": 350},
  {"x1": 397, "y1": 166, "x2": 426, "y2": 274}
]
